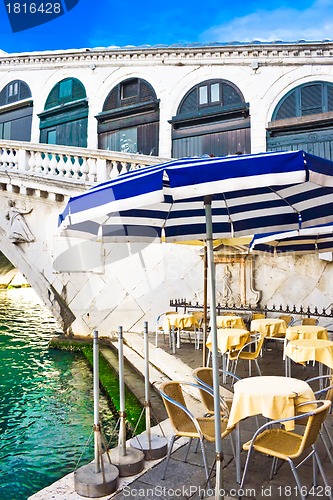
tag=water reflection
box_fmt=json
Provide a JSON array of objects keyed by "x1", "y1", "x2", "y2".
[{"x1": 0, "y1": 288, "x2": 117, "y2": 500}]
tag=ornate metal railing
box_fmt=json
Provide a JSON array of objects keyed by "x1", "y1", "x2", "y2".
[{"x1": 170, "y1": 298, "x2": 333, "y2": 325}]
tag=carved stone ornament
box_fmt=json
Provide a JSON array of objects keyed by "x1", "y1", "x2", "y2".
[{"x1": 6, "y1": 200, "x2": 35, "y2": 244}]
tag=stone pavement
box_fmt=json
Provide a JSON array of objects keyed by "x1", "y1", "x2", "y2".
[{"x1": 29, "y1": 333, "x2": 333, "y2": 500}]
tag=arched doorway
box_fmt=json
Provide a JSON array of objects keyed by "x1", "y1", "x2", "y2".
[
  {"x1": 0, "y1": 80, "x2": 32, "y2": 141},
  {"x1": 170, "y1": 79, "x2": 250, "y2": 158},
  {"x1": 38, "y1": 77, "x2": 88, "y2": 147},
  {"x1": 267, "y1": 81, "x2": 333, "y2": 160},
  {"x1": 96, "y1": 77, "x2": 160, "y2": 156}
]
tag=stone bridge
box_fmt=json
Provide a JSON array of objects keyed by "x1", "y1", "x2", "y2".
[
  {"x1": 0, "y1": 139, "x2": 199, "y2": 336},
  {"x1": 2, "y1": 139, "x2": 332, "y2": 336}
]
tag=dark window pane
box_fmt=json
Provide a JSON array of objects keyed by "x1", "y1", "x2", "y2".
[
  {"x1": 59, "y1": 79, "x2": 73, "y2": 99},
  {"x1": 179, "y1": 89, "x2": 197, "y2": 114},
  {"x1": 328, "y1": 86, "x2": 333, "y2": 112},
  {"x1": 275, "y1": 93, "x2": 297, "y2": 120},
  {"x1": 121, "y1": 80, "x2": 138, "y2": 99},
  {"x1": 301, "y1": 84, "x2": 322, "y2": 116},
  {"x1": 222, "y1": 83, "x2": 243, "y2": 106}
]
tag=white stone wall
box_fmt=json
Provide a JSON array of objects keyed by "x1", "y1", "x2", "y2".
[
  {"x1": 2, "y1": 43, "x2": 333, "y2": 335},
  {"x1": 2, "y1": 43, "x2": 333, "y2": 157}
]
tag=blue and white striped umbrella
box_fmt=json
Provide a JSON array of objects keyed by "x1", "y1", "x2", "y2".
[
  {"x1": 58, "y1": 149, "x2": 333, "y2": 499},
  {"x1": 249, "y1": 223, "x2": 333, "y2": 254},
  {"x1": 59, "y1": 150, "x2": 333, "y2": 242}
]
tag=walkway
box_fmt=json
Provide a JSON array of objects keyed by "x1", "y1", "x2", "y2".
[{"x1": 29, "y1": 333, "x2": 332, "y2": 500}]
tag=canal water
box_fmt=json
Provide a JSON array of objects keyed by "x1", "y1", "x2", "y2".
[{"x1": 0, "y1": 288, "x2": 117, "y2": 500}]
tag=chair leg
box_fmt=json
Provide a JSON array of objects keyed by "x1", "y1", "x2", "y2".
[
  {"x1": 184, "y1": 437, "x2": 192, "y2": 462},
  {"x1": 197, "y1": 436, "x2": 211, "y2": 487},
  {"x1": 254, "y1": 359, "x2": 262, "y2": 376},
  {"x1": 312, "y1": 453, "x2": 318, "y2": 487},
  {"x1": 161, "y1": 434, "x2": 176, "y2": 480},
  {"x1": 313, "y1": 447, "x2": 332, "y2": 496},
  {"x1": 288, "y1": 458, "x2": 307, "y2": 500},
  {"x1": 323, "y1": 421, "x2": 333, "y2": 447},
  {"x1": 240, "y1": 447, "x2": 253, "y2": 489},
  {"x1": 320, "y1": 429, "x2": 333, "y2": 464}
]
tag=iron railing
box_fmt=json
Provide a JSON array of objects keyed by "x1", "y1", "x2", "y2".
[{"x1": 170, "y1": 298, "x2": 333, "y2": 329}]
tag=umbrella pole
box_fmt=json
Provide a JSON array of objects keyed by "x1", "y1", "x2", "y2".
[
  {"x1": 109, "y1": 326, "x2": 145, "y2": 476},
  {"x1": 130, "y1": 322, "x2": 168, "y2": 460},
  {"x1": 204, "y1": 197, "x2": 224, "y2": 500},
  {"x1": 93, "y1": 329, "x2": 101, "y2": 473},
  {"x1": 202, "y1": 242, "x2": 208, "y2": 367},
  {"x1": 118, "y1": 326, "x2": 127, "y2": 456},
  {"x1": 143, "y1": 321, "x2": 151, "y2": 444},
  {"x1": 74, "y1": 330, "x2": 119, "y2": 497}
]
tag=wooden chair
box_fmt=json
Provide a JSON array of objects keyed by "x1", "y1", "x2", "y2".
[
  {"x1": 240, "y1": 400, "x2": 332, "y2": 500},
  {"x1": 159, "y1": 380, "x2": 236, "y2": 483}
]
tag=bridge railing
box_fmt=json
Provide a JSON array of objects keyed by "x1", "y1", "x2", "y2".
[{"x1": 0, "y1": 140, "x2": 168, "y2": 186}]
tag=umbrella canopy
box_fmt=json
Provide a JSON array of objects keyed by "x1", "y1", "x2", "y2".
[
  {"x1": 59, "y1": 150, "x2": 333, "y2": 242},
  {"x1": 59, "y1": 149, "x2": 333, "y2": 499},
  {"x1": 249, "y1": 223, "x2": 333, "y2": 254}
]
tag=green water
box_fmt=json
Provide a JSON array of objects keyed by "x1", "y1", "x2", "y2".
[{"x1": 0, "y1": 288, "x2": 117, "y2": 500}]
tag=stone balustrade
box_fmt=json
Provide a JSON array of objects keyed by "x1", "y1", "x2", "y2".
[{"x1": 0, "y1": 140, "x2": 168, "y2": 197}]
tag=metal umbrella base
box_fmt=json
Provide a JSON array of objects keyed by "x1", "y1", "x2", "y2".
[
  {"x1": 74, "y1": 460, "x2": 119, "y2": 498},
  {"x1": 130, "y1": 432, "x2": 168, "y2": 460},
  {"x1": 108, "y1": 446, "x2": 145, "y2": 477}
]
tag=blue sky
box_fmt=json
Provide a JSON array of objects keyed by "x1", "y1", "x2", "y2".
[{"x1": 0, "y1": 0, "x2": 333, "y2": 54}]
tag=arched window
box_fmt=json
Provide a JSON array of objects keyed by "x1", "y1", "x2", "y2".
[
  {"x1": 0, "y1": 80, "x2": 32, "y2": 141},
  {"x1": 170, "y1": 79, "x2": 250, "y2": 158},
  {"x1": 267, "y1": 81, "x2": 333, "y2": 160},
  {"x1": 273, "y1": 81, "x2": 333, "y2": 120},
  {"x1": 96, "y1": 78, "x2": 160, "y2": 156},
  {"x1": 39, "y1": 77, "x2": 88, "y2": 147}
]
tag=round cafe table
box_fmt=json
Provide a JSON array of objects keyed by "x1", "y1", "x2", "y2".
[
  {"x1": 286, "y1": 325, "x2": 328, "y2": 341},
  {"x1": 227, "y1": 375, "x2": 316, "y2": 431},
  {"x1": 163, "y1": 312, "x2": 199, "y2": 351},
  {"x1": 206, "y1": 327, "x2": 249, "y2": 355},
  {"x1": 215, "y1": 315, "x2": 246, "y2": 329},
  {"x1": 285, "y1": 338, "x2": 333, "y2": 377},
  {"x1": 206, "y1": 328, "x2": 249, "y2": 381},
  {"x1": 227, "y1": 374, "x2": 316, "y2": 482},
  {"x1": 283, "y1": 325, "x2": 329, "y2": 361},
  {"x1": 250, "y1": 318, "x2": 286, "y2": 338}
]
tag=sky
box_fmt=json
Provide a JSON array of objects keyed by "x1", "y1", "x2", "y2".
[{"x1": 0, "y1": 0, "x2": 333, "y2": 54}]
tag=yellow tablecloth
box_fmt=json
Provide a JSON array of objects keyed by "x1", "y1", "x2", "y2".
[
  {"x1": 286, "y1": 325, "x2": 328, "y2": 341},
  {"x1": 285, "y1": 338, "x2": 333, "y2": 369},
  {"x1": 227, "y1": 375, "x2": 315, "y2": 431},
  {"x1": 206, "y1": 328, "x2": 249, "y2": 355},
  {"x1": 163, "y1": 313, "x2": 199, "y2": 332},
  {"x1": 251, "y1": 318, "x2": 286, "y2": 338},
  {"x1": 216, "y1": 315, "x2": 246, "y2": 329}
]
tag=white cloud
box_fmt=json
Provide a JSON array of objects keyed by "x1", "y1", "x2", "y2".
[{"x1": 200, "y1": 0, "x2": 333, "y2": 43}]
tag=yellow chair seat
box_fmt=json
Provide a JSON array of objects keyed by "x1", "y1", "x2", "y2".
[{"x1": 243, "y1": 428, "x2": 302, "y2": 459}]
